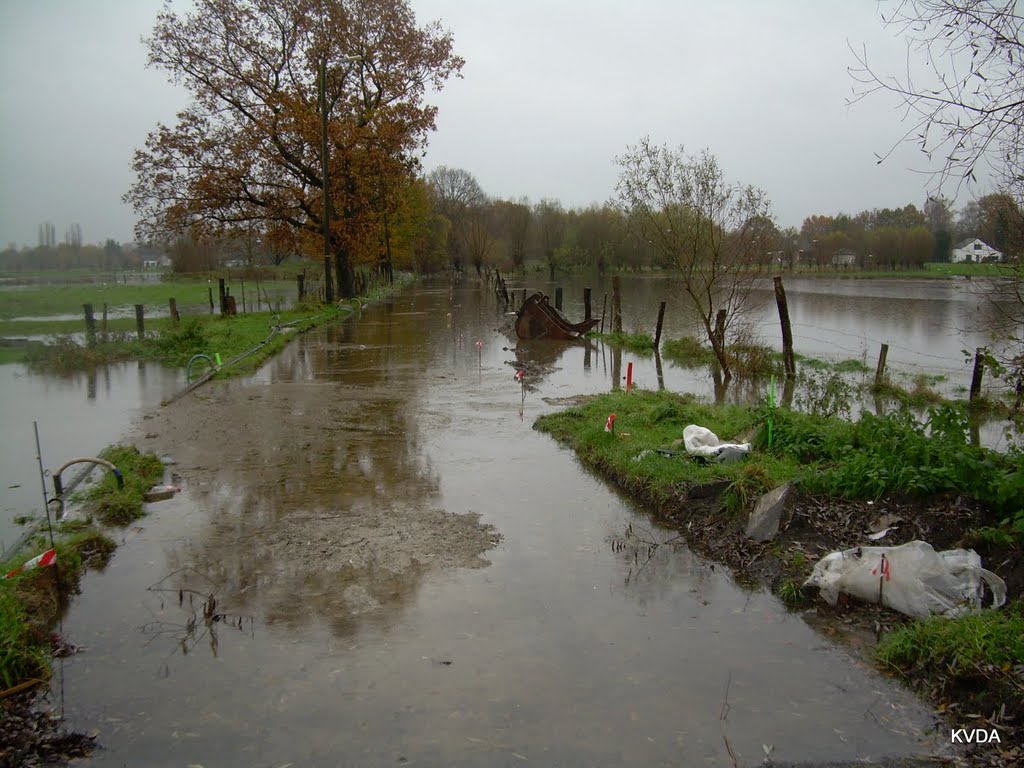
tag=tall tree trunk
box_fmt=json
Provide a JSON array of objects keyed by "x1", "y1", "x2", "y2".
[{"x1": 336, "y1": 245, "x2": 355, "y2": 299}]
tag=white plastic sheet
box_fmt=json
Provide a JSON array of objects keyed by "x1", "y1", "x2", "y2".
[
  {"x1": 803, "y1": 540, "x2": 1006, "y2": 618},
  {"x1": 682, "y1": 425, "x2": 751, "y2": 461}
]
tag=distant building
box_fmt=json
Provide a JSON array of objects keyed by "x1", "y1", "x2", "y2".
[
  {"x1": 138, "y1": 243, "x2": 170, "y2": 269},
  {"x1": 832, "y1": 248, "x2": 857, "y2": 267},
  {"x1": 951, "y1": 238, "x2": 1003, "y2": 263}
]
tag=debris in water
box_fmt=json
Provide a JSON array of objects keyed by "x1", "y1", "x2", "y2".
[{"x1": 143, "y1": 484, "x2": 180, "y2": 502}]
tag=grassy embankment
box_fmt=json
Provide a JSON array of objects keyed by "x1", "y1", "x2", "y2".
[
  {"x1": 598, "y1": 328, "x2": 1015, "y2": 414},
  {"x1": 0, "y1": 444, "x2": 163, "y2": 691},
  {"x1": 1, "y1": 271, "x2": 407, "y2": 375},
  {"x1": 534, "y1": 388, "x2": 1023, "y2": 718}
]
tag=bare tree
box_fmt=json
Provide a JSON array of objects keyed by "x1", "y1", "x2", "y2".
[
  {"x1": 427, "y1": 165, "x2": 485, "y2": 272},
  {"x1": 849, "y1": 1, "x2": 1023, "y2": 201},
  {"x1": 463, "y1": 202, "x2": 495, "y2": 275},
  {"x1": 534, "y1": 198, "x2": 565, "y2": 281},
  {"x1": 852, "y1": 1, "x2": 1024, "y2": 382},
  {"x1": 615, "y1": 139, "x2": 774, "y2": 381},
  {"x1": 496, "y1": 197, "x2": 531, "y2": 272}
]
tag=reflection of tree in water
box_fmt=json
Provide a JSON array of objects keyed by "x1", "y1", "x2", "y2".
[
  {"x1": 503, "y1": 339, "x2": 588, "y2": 388},
  {"x1": 608, "y1": 522, "x2": 721, "y2": 608},
  {"x1": 161, "y1": 295, "x2": 495, "y2": 641}
]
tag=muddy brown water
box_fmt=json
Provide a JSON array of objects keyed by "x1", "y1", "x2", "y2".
[{"x1": 31, "y1": 280, "x2": 963, "y2": 767}]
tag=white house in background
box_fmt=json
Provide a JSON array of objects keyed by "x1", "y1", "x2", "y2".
[
  {"x1": 142, "y1": 255, "x2": 170, "y2": 269},
  {"x1": 951, "y1": 237, "x2": 1003, "y2": 263},
  {"x1": 832, "y1": 248, "x2": 857, "y2": 267}
]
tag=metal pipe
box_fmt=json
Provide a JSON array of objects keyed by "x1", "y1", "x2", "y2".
[
  {"x1": 53, "y1": 457, "x2": 123, "y2": 508},
  {"x1": 186, "y1": 353, "x2": 217, "y2": 382}
]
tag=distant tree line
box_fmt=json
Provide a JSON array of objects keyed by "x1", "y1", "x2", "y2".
[
  {"x1": 786, "y1": 193, "x2": 1022, "y2": 270},
  {"x1": 0, "y1": 239, "x2": 142, "y2": 272},
  {"x1": 5, "y1": 182, "x2": 1019, "y2": 278}
]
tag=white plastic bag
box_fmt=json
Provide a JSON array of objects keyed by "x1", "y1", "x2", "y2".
[
  {"x1": 803, "y1": 540, "x2": 1006, "y2": 618},
  {"x1": 682, "y1": 425, "x2": 751, "y2": 461}
]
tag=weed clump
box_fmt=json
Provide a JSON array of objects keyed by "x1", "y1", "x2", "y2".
[
  {"x1": 148, "y1": 318, "x2": 209, "y2": 367},
  {"x1": 0, "y1": 583, "x2": 49, "y2": 688},
  {"x1": 662, "y1": 336, "x2": 716, "y2": 366},
  {"x1": 84, "y1": 445, "x2": 165, "y2": 526},
  {"x1": 601, "y1": 330, "x2": 656, "y2": 355},
  {"x1": 877, "y1": 603, "x2": 1024, "y2": 674}
]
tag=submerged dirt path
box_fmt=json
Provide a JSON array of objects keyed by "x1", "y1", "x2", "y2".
[{"x1": 131, "y1": 372, "x2": 500, "y2": 627}]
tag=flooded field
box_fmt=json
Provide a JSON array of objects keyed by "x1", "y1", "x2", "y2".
[
  {"x1": 0, "y1": 362, "x2": 183, "y2": 555},
  {"x1": 32, "y1": 280, "x2": 965, "y2": 766}
]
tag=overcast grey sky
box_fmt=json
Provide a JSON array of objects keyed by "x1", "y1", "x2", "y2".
[{"x1": 0, "y1": 0, "x2": 983, "y2": 248}]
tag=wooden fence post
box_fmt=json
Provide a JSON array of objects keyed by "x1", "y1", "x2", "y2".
[
  {"x1": 101, "y1": 303, "x2": 108, "y2": 338},
  {"x1": 83, "y1": 304, "x2": 96, "y2": 348},
  {"x1": 208, "y1": 286, "x2": 214, "y2": 313},
  {"x1": 135, "y1": 304, "x2": 145, "y2": 340},
  {"x1": 969, "y1": 347, "x2": 986, "y2": 403},
  {"x1": 611, "y1": 275, "x2": 622, "y2": 333},
  {"x1": 555, "y1": 286, "x2": 563, "y2": 311},
  {"x1": 773, "y1": 276, "x2": 795, "y2": 378},
  {"x1": 874, "y1": 343, "x2": 889, "y2": 387},
  {"x1": 654, "y1": 300, "x2": 667, "y2": 350},
  {"x1": 169, "y1": 298, "x2": 180, "y2": 323},
  {"x1": 584, "y1": 287, "x2": 592, "y2": 320},
  {"x1": 600, "y1": 293, "x2": 607, "y2": 334}
]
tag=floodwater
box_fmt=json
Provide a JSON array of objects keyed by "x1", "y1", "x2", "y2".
[
  {"x1": 31, "y1": 277, "x2": 968, "y2": 767},
  {"x1": 0, "y1": 362, "x2": 183, "y2": 556}
]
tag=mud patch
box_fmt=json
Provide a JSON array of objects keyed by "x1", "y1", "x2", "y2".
[
  {"x1": 131, "y1": 378, "x2": 501, "y2": 634},
  {"x1": 0, "y1": 691, "x2": 96, "y2": 768}
]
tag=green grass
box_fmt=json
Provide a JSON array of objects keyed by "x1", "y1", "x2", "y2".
[
  {"x1": 535, "y1": 389, "x2": 797, "y2": 510},
  {"x1": 790, "y1": 353, "x2": 870, "y2": 375},
  {"x1": 923, "y1": 262, "x2": 1011, "y2": 278},
  {"x1": 0, "y1": 442, "x2": 162, "y2": 688},
  {"x1": 662, "y1": 336, "x2": 716, "y2": 367},
  {"x1": 0, "y1": 275, "x2": 296, "y2": 321},
  {"x1": 876, "y1": 601, "x2": 1024, "y2": 676},
  {"x1": 14, "y1": 271, "x2": 408, "y2": 377},
  {"x1": 780, "y1": 262, "x2": 1010, "y2": 279},
  {"x1": 0, "y1": 581, "x2": 49, "y2": 689},
  {"x1": 599, "y1": 331, "x2": 656, "y2": 355},
  {"x1": 537, "y1": 391, "x2": 1024, "y2": 540},
  {"x1": 727, "y1": 342, "x2": 779, "y2": 378},
  {"x1": 0, "y1": 347, "x2": 31, "y2": 365},
  {"x1": 770, "y1": 404, "x2": 1024, "y2": 534},
  {"x1": 81, "y1": 445, "x2": 167, "y2": 525},
  {"x1": 871, "y1": 378, "x2": 944, "y2": 409},
  {"x1": 1, "y1": 528, "x2": 115, "y2": 689},
  {"x1": 18, "y1": 304, "x2": 347, "y2": 375}
]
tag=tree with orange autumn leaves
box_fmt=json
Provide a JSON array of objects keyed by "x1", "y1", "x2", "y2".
[{"x1": 125, "y1": 0, "x2": 463, "y2": 298}]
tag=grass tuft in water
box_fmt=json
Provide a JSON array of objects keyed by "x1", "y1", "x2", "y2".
[{"x1": 84, "y1": 445, "x2": 166, "y2": 526}]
